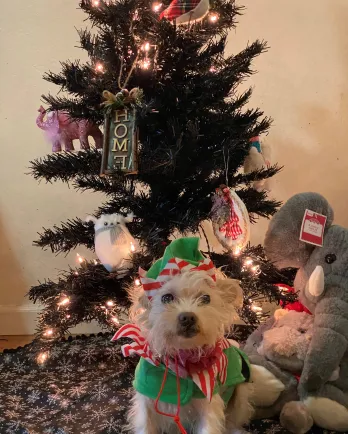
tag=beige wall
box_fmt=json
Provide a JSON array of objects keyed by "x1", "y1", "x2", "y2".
[
  {"x1": 232, "y1": 0, "x2": 348, "y2": 243},
  {"x1": 0, "y1": 0, "x2": 347, "y2": 334},
  {"x1": 0, "y1": 1, "x2": 101, "y2": 334}
]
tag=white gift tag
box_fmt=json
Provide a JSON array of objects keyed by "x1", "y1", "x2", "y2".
[{"x1": 300, "y1": 209, "x2": 327, "y2": 247}]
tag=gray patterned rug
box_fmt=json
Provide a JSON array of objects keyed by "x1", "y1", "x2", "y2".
[{"x1": 0, "y1": 333, "x2": 334, "y2": 434}]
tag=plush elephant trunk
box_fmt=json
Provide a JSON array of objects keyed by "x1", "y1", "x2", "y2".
[{"x1": 299, "y1": 278, "x2": 348, "y2": 398}]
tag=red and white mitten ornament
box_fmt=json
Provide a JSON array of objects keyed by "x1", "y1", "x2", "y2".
[
  {"x1": 211, "y1": 185, "x2": 250, "y2": 254},
  {"x1": 160, "y1": 0, "x2": 209, "y2": 25}
]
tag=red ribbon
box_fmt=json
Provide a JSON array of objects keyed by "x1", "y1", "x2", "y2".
[{"x1": 154, "y1": 356, "x2": 187, "y2": 434}]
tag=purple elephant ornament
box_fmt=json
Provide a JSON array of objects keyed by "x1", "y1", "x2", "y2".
[{"x1": 36, "y1": 105, "x2": 103, "y2": 152}]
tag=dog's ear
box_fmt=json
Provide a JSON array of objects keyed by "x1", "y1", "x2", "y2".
[
  {"x1": 216, "y1": 278, "x2": 243, "y2": 309},
  {"x1": 128, "y1": 287, "x2": 151, "y2": 322},
  {"x1": 138, "y1": 293, "x2": 151, "y2": 310}
]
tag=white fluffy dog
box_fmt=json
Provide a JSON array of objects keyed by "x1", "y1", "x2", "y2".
[{"x1": 125, "y1": 271, "x2": 254, "y2": 434}]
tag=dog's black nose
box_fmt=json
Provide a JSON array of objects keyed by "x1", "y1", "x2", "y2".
[{"x1": 178, "y1": 312, "x2": 197, "y2": 326}]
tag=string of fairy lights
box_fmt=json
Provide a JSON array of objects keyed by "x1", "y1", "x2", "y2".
[
  {"x1": 91, "y1": 0, "x2": 220, "y2": 74},
  {"x1": 36, "y1": 0, "x2": 282, "y2": 364},
  {"x1": 36, "y1": 245, "x2": 269, "y2": 364}
]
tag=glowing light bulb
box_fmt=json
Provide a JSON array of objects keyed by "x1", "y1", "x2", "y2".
[
  {"x1": 209, "y1": 66, "x2": 217, "y2": 73},
  {"x1": 77, "y1": 253, "x2": 84, "y2": 264},
  {"x1": 111, "y1": 317, "x2": 120, "y2": 324},
  {"x1": 140, "y1": 59, "x2": 151, "y2": 70},
  {"x1": 209, "y1": 13, "x2": 219, "y2": 22},
  {"x1": 58, "y1": 297, "x2": 70, "y2": 307},
  {"x1": 66, "y1": 314, "x2": 71, "y2": 319},
  {"x1": 92, "y1": 0, "x2": 100, "y2": 6},
  {"x1": 44, "y1": 329, "x2": 53, "y2": 337},
  {"x1": 277, "y1": 285, "x2": 289, "y2": 293},
  {"x1": 130, "y1": 242, "x2": 136, "y2": 252},
  {"x1": 74, "y1": 271, "x2": 79, "y2": 276},
  {"x1": 95, "y1": 63, "x2": 104, "y2": 72},
  {"x1": 233, "y1": 246, "x2": 241, "y2": 256},
  {"x1": 251, "y1": 304, "x2": 262, "y2": 312},
  {"x1": 37, "y1": 352, "x2": 49, "y2": 364},
  {"x1": 152, "y1": 2, "x2": 162, "y2": 12},
  {"x1": 106, "y1": 300, "x2": 114, "y2": 307},
  {"x1": 135, "y1": 279, "x2": 141, "y2": 286},
  {"x1": 244, "y1": 258, "x2": 253, "y2": 266},
  {"x1": 251, "y1": 265, "x2": 260, "y2": 273},
  {"x1": 142, "y1": 42, "x2": 150, "y2": 52},
  {"x1": 94, "y1": 259, "x2": 98, "y2": 265}
]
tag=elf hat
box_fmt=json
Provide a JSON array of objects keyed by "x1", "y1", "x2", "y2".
[{"x1": 139, "y1": 237, "x2": 216, "y2": 300}]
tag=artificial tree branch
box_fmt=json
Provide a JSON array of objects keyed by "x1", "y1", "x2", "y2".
[
  {"x1": 27, "y1": 0, "x2": 293, "y2": 340},
  {"x1": 29, "y1": 150, "x2": 102, "y2": 183}
]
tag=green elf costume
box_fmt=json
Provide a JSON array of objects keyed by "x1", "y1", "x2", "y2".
[{"x1": 113, "y1": 237, "x2": 250, "y2": 433}]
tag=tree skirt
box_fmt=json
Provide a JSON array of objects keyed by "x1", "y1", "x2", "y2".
[{"x1": 0, "y1": 333, "x2": 335, "y2": 434}]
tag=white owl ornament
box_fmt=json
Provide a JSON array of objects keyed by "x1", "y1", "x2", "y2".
[{"x1": 86, "y1": 213, "x2": 138, "y2": 273}]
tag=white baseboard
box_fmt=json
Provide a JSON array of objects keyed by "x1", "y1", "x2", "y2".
[
  {"x1": 0, "y1": 305, "x2": 103, "y2": 336},
  {"x1": 0, "y1": 305, "x2": 40, "y2": 335}
]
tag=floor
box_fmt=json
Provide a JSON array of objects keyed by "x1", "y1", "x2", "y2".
[{"x1": 0, "y1": 336, "x2": 33, "y2": 351}]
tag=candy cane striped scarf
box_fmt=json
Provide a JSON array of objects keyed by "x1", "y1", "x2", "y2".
[
  {"x1": 139, "y1": 257, "x2": 216, "y2": 300},
  {"x1": 113, "y1": 323, "x2": 231, "y2": 402}
]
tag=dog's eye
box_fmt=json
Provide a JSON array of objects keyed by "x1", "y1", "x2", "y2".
[
  {"x1": 325, "y1": 254, "x2": 336, "y2": 264},
  {"x1": 104, "y1": 222, "x2": 108, "y2": 226},
  {"x1": 199, "y1": 294, "x2": 211, "y2": 305},
  {"x1": 161, "y1": 294, "x2": 174, "y2": 304}
]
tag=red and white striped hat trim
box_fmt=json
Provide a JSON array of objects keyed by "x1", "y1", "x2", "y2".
[
  {"x1": 112, "y1": 323, "x2": 231, "y2": 401},
  {"x1": 139, "y1": 257, "x2": 216, "y2": 300}
]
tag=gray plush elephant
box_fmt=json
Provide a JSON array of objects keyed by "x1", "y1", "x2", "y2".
[{"x1": 244, "y1": 192, "x2": 348, "y2": 433}]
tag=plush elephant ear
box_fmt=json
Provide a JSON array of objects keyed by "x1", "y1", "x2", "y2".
[
  {"x1": 264, "y1": 192, "x2": 334, "y2": 268},
  {"x1": 85, "y1": 215, "x2": 97, "y2": 225},
  {"x1": 124, "y1": 213, "x2": 134, "y2": 223}
]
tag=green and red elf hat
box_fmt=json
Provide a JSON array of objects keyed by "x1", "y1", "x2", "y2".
[{"x1": 139, "y1": 237, "x2": 216, "y2": 299}]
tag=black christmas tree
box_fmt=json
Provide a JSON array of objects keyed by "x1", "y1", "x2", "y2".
[{"x1": 28, "y1": 0, "x2": 295, "y2": 351}]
